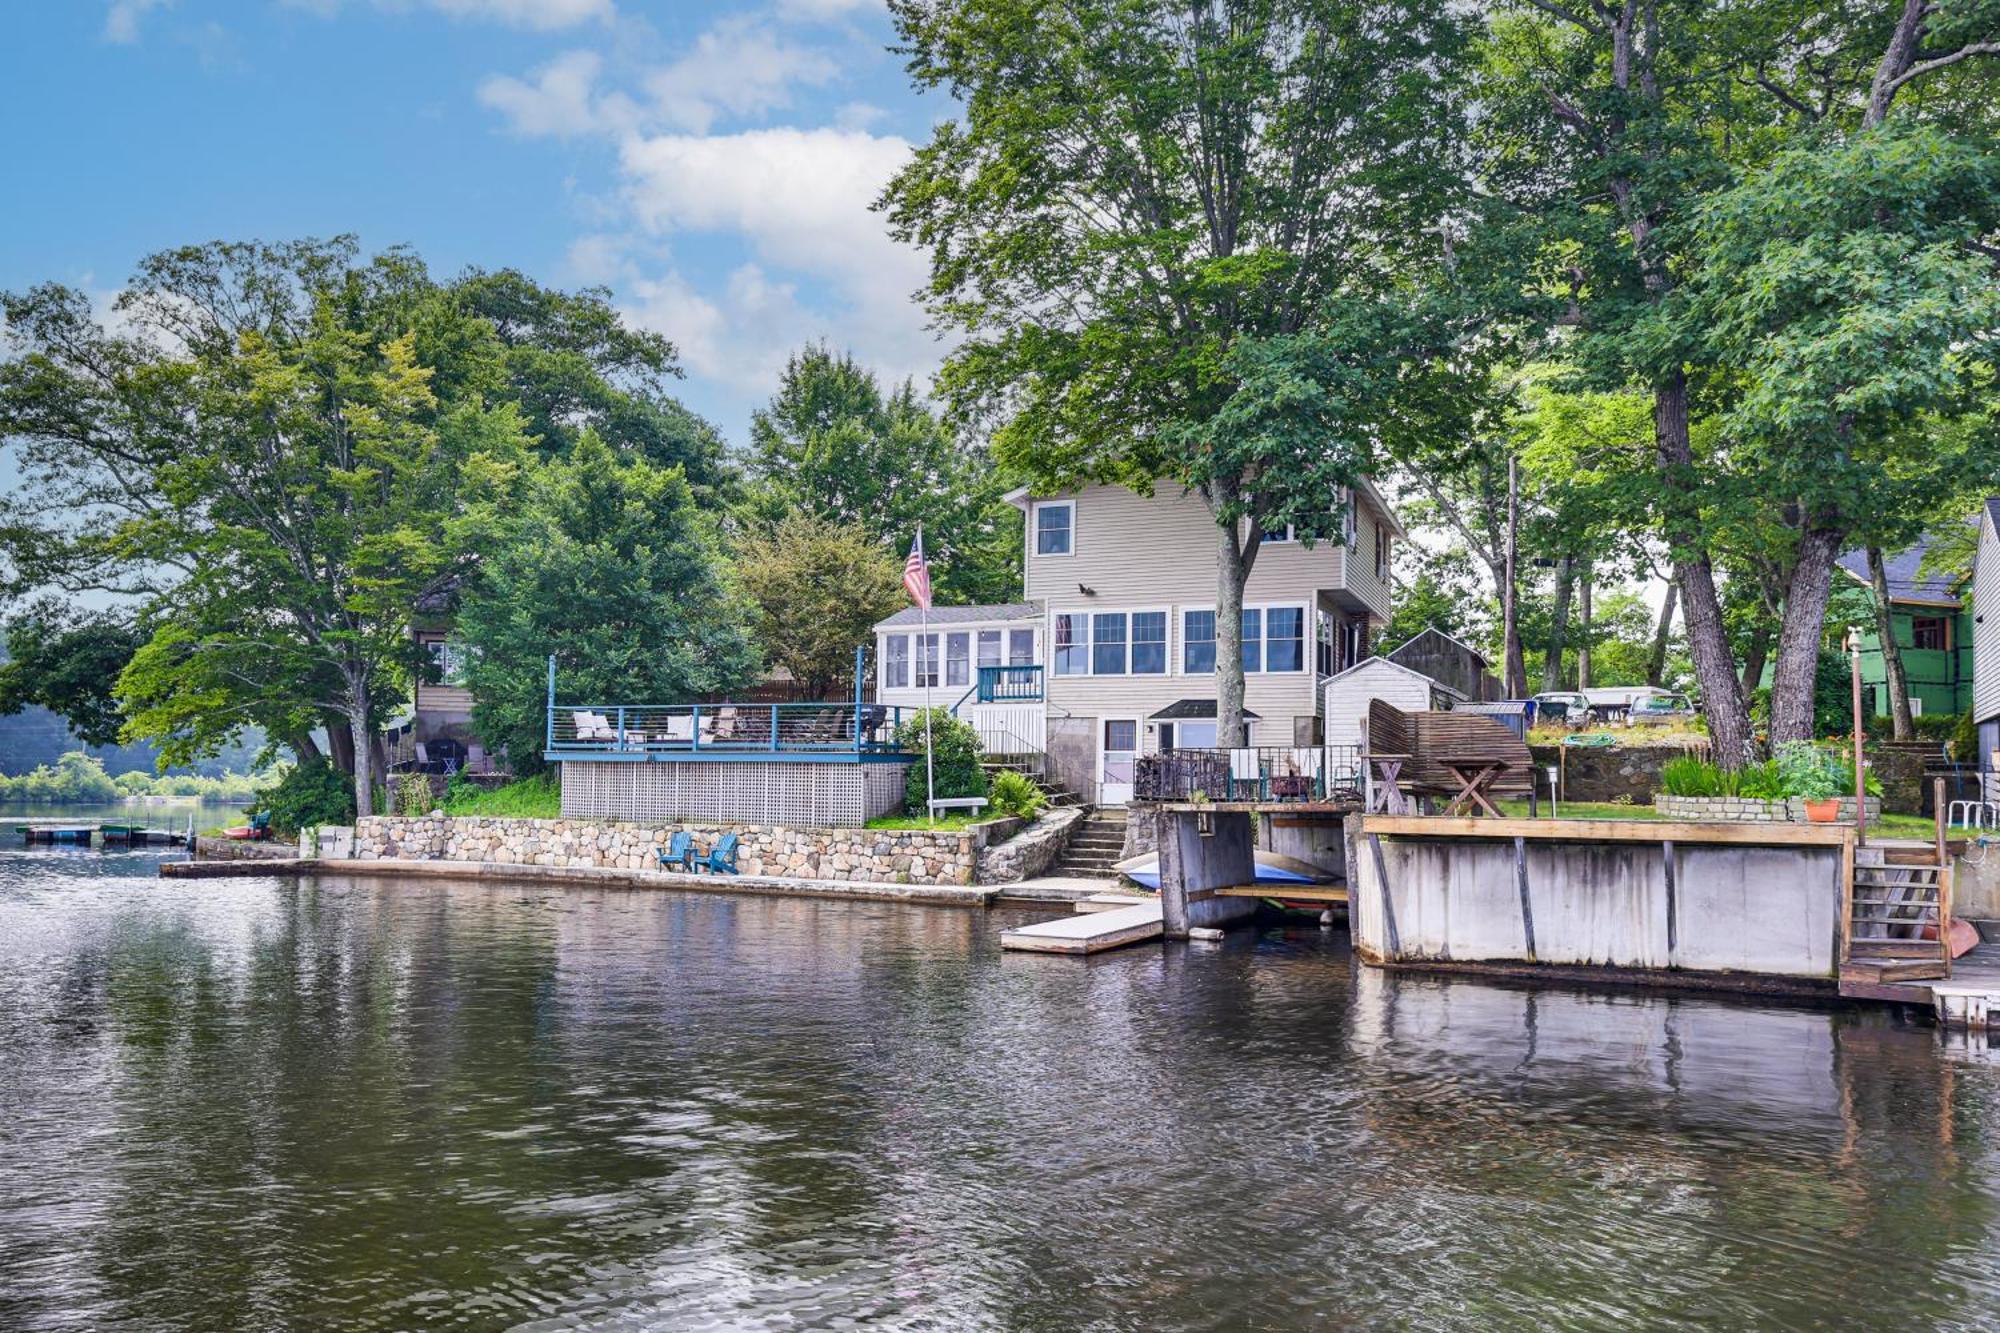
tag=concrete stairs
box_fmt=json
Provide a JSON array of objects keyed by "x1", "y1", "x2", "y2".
[{"x1": 1054, "y1": 808, "x2": 1130, "y2": 879}]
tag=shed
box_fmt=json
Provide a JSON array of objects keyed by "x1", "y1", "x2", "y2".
[
  {"x1": 1384, "y1": 627, "x2": 1499, "y2": 702},
  {"x1": 1322, "y1": 657, "x2": 1466, "y2": 751}
]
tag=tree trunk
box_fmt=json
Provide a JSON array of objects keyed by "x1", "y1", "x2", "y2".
[
  {"x1": 1766, "y1": 525, "x2": 1846, "y2": 744},
  {"x1": 1866, "y1": 546, "x2": 1915, "y2": 740},
  {"x1": 347, "y1": 668, "x2": 377, "y2": 819},
  {"x1": 1502, "y1": 456, "x2": 1526, "y2": 697},
  {"x1": 1653, "y1": 373, "x2": 1755, "y2": 767},
  {"x1": 1542, "y1": 554, "x2": 1575, "y2": 692},
  {"x1": 1646, "y1": 581, "x2": 1678, "y2": 687},
  {"x1": 324, "y1": 717, "x2": 355, "y2": 775},
  {"x1": 1577, "y1": 564, "x2": 1593, "y2": 689},
  {"x1": 287, "y1": 730, "x2": 324, "y2": 765},
  {"x1": 1211, "y1": 492, "x2": 1258, "y2": 748},
  {"x1": 1739, "y1": 620, "x2": 1771, "y2": 698}
]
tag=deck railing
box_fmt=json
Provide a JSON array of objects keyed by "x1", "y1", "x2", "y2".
[
  {"x1": 1134, "y1": 745, "x2": 1363, "y2": 803},
  {"x1": 548, "y1": 701, "x2": 910, "y2": 756},
  {"x1": 976, "y1": 664, "x2": 1043, "y2": 703}
]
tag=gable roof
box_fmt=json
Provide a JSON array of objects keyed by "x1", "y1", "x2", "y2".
[
  {"x1": 874, "y1": 601, "x2": 1042, "y2": 630},
  {"x1": 1836, "y1": 532, "x2": 1965, "y2": 607},
  {"x1": 1384, "y1": 625, "x2": 1490, "y2": 669},
  {"x1": 1324, "y1": 654, "x2": 1469, "y2": 701}
]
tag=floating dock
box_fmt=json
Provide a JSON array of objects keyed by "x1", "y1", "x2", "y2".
[{"x1": 1000, "y1": 900, "x2": 1163, "y2": 954}]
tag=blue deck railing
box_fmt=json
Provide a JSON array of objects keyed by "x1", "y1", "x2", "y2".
[
  {"x1": 976, "y1": 664, "x2": 1043, "y2": 703},
  {"x1": 546, "y1": 700, "x2": 911, "y2": 757}
]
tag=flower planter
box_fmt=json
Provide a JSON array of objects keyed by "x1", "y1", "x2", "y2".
[{"x1": 1800, "y1": 798, "x2": 1840, "y2": 824}]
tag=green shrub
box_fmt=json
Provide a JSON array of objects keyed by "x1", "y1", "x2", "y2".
[
  {"x1": 1952, "y1": 710, "x2": 1978, "y2": 761},
  {"x1": 392, "y1": 772, "x2": 436, "y2": 816},
  {"x1": 1661, "y1": 756, "x2": 1722, "y2": 797},
  {"x1": 895, "y1": 708, "x2": 989, "y2": 812},
  {"x1": 1774, "y1": 741, "x2": 1840, "y2": 800},
  {"x1": 989, "y1": 769, "x2": 1046, "y2": 820},
  {"x1": 253, "y1": 758, "x2": 356, "y2": 836},
  {"x1": 1737, "y1": 760, "x2": 1785, "y2": 800},
  {"x1": 441, "y1": 774, "x2": 561, "y2": 818}
]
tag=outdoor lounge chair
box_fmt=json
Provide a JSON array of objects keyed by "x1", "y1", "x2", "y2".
[
  {"x1": 699, "y1": 832, "x2": 739, "y2": 875},
  {"x1": 657, "y1": 831, "x2": 696, "y2": 873}
]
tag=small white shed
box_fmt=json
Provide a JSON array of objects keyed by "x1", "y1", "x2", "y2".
[{"x1": 1322, "y1": 657, "x2": 1467, "y2": 751}]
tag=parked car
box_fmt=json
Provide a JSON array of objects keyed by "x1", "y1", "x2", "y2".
[
  {"x1": 1629, "y1": 691, "x2": 1696, "y2": 724},
  {"x1": 1531, "y1": 691, "x2": 1594, "y2": 725}
]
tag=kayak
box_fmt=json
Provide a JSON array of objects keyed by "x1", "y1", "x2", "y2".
[{"x1": 1111, "y1": 849, "x2": 1334, "y2": 890}]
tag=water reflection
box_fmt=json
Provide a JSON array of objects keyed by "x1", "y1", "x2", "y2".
[{"x1": 1, "y1": 849, "x2": 1998, "y2": 1330}]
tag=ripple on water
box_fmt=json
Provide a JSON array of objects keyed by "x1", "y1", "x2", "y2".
[{"x1": 2, "y1": 848, "x2": 2000, "y2": 1330}]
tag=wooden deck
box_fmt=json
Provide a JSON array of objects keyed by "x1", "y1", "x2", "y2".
[
  {"x1": 1841, "y1": 939, "x2": 2000, "y2": 1008},
  {"x1": 1000, "y1": 901, "x2": 1163, "y2": 954}
]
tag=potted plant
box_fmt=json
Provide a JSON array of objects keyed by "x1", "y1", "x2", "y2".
[{"x1": 1775, "y1": 741, "x2": 1841, "y2": 821}]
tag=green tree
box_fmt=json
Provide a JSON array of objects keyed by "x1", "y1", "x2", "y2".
[
  {"x1": 893, "y1": 707, "x2": 988, "y2": 811},
  {"x1": 734, "y1": 512, "x2": 906, "y2": 700},
  {"x1": 0, "y1": 599, "x2": 145, "y2": 747},
  {"x1": 458, "y1": 432, "x2": 760, "y2": 772},
  {"x1": 0, "y1": 238, "x2": 530, "y2": 814},
  {"x1": 744, "y1": 344, "x2": 1020, "y2": 604},
  {"x1": 880, "y1": 0, "x2": 1473, "y2": 743}
]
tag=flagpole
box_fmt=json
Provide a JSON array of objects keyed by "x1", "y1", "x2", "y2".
[{"x1": 920, "y1": 525, "x2": 936, "y2": 827}]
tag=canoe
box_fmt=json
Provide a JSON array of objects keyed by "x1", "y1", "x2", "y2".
[{"x1": 1111, "y1": 848, "x2": 1334, "y2": 891}]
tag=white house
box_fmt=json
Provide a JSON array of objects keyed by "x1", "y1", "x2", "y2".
[
  {"x1": 1321, "y1": 656, "x2": 1467, "y2": 751},
  {"x1": 873, "y1": 479, "x2": 1402, "y2": 803}
]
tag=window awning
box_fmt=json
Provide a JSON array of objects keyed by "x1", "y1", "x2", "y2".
[{"x1": 1148, "y1": 699, "x2": 1260, "y2": 721}]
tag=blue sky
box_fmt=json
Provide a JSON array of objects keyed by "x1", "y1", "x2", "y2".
[{"x1": 0, "y1": 0, "x2": 948, "y2": 445}]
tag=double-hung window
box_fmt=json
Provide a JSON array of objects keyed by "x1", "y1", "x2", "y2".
[
  {"x1": 1183, "y1": 609, "x2": 1216, "y2": 674},
  {"x1": 1035, "y1": 501, "x2": 1073, "y2": 556},
  {"x1": 1008, "y1": 628, "x2": 1035, "y2": 665},
  {"x1": 1053, "y1": 612, "x2": 1089, "y2": 676},
  {"x1": 978, "y1": 630, "x2": 1003, "y2": 669},
  {"x1": 946, "y1": 632, "x2": 970, "y2": 688},
  {"x1": 1265, "y1": 607, "x2": 1305, "y2": 672},
  {"x1": 1240, "y1": 609, "x2": 1263, "y2": 673},
  {"x1": 1259, "y1": 521, "x2": 1296, "y2": 545},
  {"x1": 429, "y1": 639, "x2": 470, "y2": 686},
  {"x1": 1092, "y1": 613, "x2": 1128, "y2": 675},
  {"x1": 914, "y1": 633, "x2": 941, "y2": 689},
  {"x1": 1374, "y1": 521, "x2": 1391, "y2": 580},
  {"x1": 884, "y1": 635, "x2": 909, "y2": 689},
  {"x1": 1131, "y1": 611, "x2": 1167, "y2": 674}
]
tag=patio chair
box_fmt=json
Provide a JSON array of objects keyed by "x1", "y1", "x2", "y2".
[
  {"x1": 657, "y1": 831, "x2": 696, "y2": 873},
  {"x1": 700, "y1": 832, "x2": 739, "y2": 875}
]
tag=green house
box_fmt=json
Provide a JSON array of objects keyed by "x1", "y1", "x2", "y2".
[{"x1": 1832, "y1": 539, "x2": 1975, "y2": 719}]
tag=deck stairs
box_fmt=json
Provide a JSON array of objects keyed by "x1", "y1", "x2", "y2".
[
  {"x1": 1054, "y1": 808, "x2": 1129, "y2": 879},
  {"x1": 1840, "y1": 843, "x2": 1952, "y2": 990}
]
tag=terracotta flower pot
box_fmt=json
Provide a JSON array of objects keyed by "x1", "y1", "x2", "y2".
[{"x1": 1802, "y1": 798, "x2": 1839, "y2": 823}]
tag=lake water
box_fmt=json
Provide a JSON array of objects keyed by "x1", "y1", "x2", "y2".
[{"x1": 4, "y1": 844, "x2": 2000, "y2": 1330}]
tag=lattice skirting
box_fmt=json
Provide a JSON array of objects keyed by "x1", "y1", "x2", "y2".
[{"x1": 560, "y1": 760, "x2": 911, "y2": 827}]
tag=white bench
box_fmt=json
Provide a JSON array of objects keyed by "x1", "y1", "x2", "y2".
[{"x1": 927, "y1": 797, "x2": 989, "y2": 818}]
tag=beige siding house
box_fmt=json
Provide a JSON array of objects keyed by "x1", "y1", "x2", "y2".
[{"x1": 873, "y1": 479, "x2": 1401, "y2": 803}]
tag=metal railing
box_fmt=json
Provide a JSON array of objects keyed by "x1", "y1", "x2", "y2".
[
  {"x1": 547, "y1": 701, "x2": 910, "y2": 756},
  {"x1": 976, "y1": 664, "x2": 1043, "y2": 703},
  {"x1": 1134, "y1": 745, "x2": 1363, "y2": 803}
]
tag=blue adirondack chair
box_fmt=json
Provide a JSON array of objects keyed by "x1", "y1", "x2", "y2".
[
  {"x1": 657, "y1": 830, "x2": 695, "y2": 873},
  {"x1": 702, "y1": 832, "x2": 739, "y2": 875}
]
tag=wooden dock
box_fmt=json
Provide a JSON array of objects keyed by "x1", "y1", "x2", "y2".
[{"x1": 1001, "y1": 900, "x2": 1163, "y2": 954}]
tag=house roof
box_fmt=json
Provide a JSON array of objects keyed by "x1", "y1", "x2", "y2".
[
  {"x1": 1324, "y1": 654, "x2": 1469, "y2": 701},
  {"x1": 1836, "y1": 534, "x2": 1964, "y2": 607},
  {"x1": 1385, "y1": 625, "x2": 1491, "y2": 669},
  {"x1": 1147, "y1": 698, "x2": 1261, "y2": 720},
  {"x1": 875, "y1": 600, "x2": 1042, "y2": 630}
]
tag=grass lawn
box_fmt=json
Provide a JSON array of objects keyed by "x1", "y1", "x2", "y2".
[
  {"x1": 1497, "y1": 799, "x2": 1938, "y2": 839},
  {"x1": 865, "y1": 813, "x2": 988, "y2": 832},
  {"x1": 442, "y1": 775, "x2": 561, "y2": 820}
]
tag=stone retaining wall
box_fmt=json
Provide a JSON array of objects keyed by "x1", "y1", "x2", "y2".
[
  {"x1": 976, "y1": 806, "x2": 1085, "y2": 883},
  {"x1": 352, "y1": 814, "x2": 982, "y2": 885},
  {"x1": 1652, "y1": 794, "x2": 1884, "y2": 823}
]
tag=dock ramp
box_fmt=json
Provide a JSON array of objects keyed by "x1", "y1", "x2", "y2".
[{"x1": 1001, "y1": 900, "x2": 1163, "y2": 954}]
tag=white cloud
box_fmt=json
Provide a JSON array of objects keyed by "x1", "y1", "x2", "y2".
[
  {"x1": 776, "y1": 0, "x2": 881, "y2": 19},
  {"x1": 640, "y1": 18, "x2": 839, "y2": 134},
  {"x1": 287, "y1": 0, "x2": 613, "y2": 29},
  {"x1": 104, "y1": 0, "x2": 170, "y2": 43},
  {"x1": 479, "y1": 51, "x2": 636, "y2": 138}
]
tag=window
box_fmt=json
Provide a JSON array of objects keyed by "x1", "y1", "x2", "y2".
[
  {"x1": 1240, "y1": 609, "x2": 1263, "y2": 673},
  {"x1": 1183, "y1": 609, "x2": 1216, "y2": 674},
  {"x1": 978, "y1": 630, "x2": 1003, "y2": 669},
  {"x1": 1911, "y1": 615, "x2": 1950, "y2": 651},
  {"x1": 1132, "y1": 611, "x2": 1167, "y2": 674},
  {"x1": 1092, "y1": 612, "x2": 1128, "y2": 675},
  {"x1": 915, "y1": 633, "x2": 941, "y2": 689},
  {"x1": 1035, "y1": 501, "x2": 1073, "y2": 556},
  {"x1": 428, "y1": 639, "x2": 470, "y2": 686},
  {"x1": 1265, "y1": 608, "x2": 1304, "y2": 672},
  {"x1": 1054, "y1": 613, "x2": 1089, "y2": 676},
  {"x1": 884, "y1": 635, "x2": 909, "y2": 689},
  {"x1": 1344, "y1": 619, "x2": 1367, "y2": 667},
  {"x1": 1341, "y1": 488, "x2": 1358, "y2": 546},
  {"x1": 1911, "y1": 696, "x2": 1926, "y2": 717},
  {"x1": 1104, "y1": 718, "x2": 1138, "y2": 752},
  {"x1": 1316, "y1": 612, "x2": 1336, "y2": 676},
  {"x1": 1260, "y1": 521, "x2": 1295, "y2": 545},
  {"x1": 946, "y1": 632, "x2": 970, "y2": 688},
  {"x1": 1008, "y1": 628, "x2": 1035, "y2": 665},
  {"x1": 1375, "y1": 521, "x2": 1391, "y2": 580},
  {"x1": 1163, "y1": 720, "x2": 1218, "y2": 751}
]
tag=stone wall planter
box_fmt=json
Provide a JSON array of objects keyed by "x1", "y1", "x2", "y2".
[
  {"x1": 1652, "y1": 794, "x2": 1883, "y2": 824},
  {"x1": 350, "y1": 814, "x2": 982, "y2": 886}
]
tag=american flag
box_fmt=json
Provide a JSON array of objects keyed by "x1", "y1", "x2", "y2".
[{"x1": 903, "y1": 527, "x2": 932, "y2": 610}]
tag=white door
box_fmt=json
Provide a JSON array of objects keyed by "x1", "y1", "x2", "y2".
[{"x1": 1099, "y1": 717, "x2": 1139, "y2": 805}]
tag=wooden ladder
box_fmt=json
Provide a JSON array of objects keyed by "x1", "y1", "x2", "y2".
[{"x1": 1840, "y1": 843, "x2": 1952, "y2": 986}]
